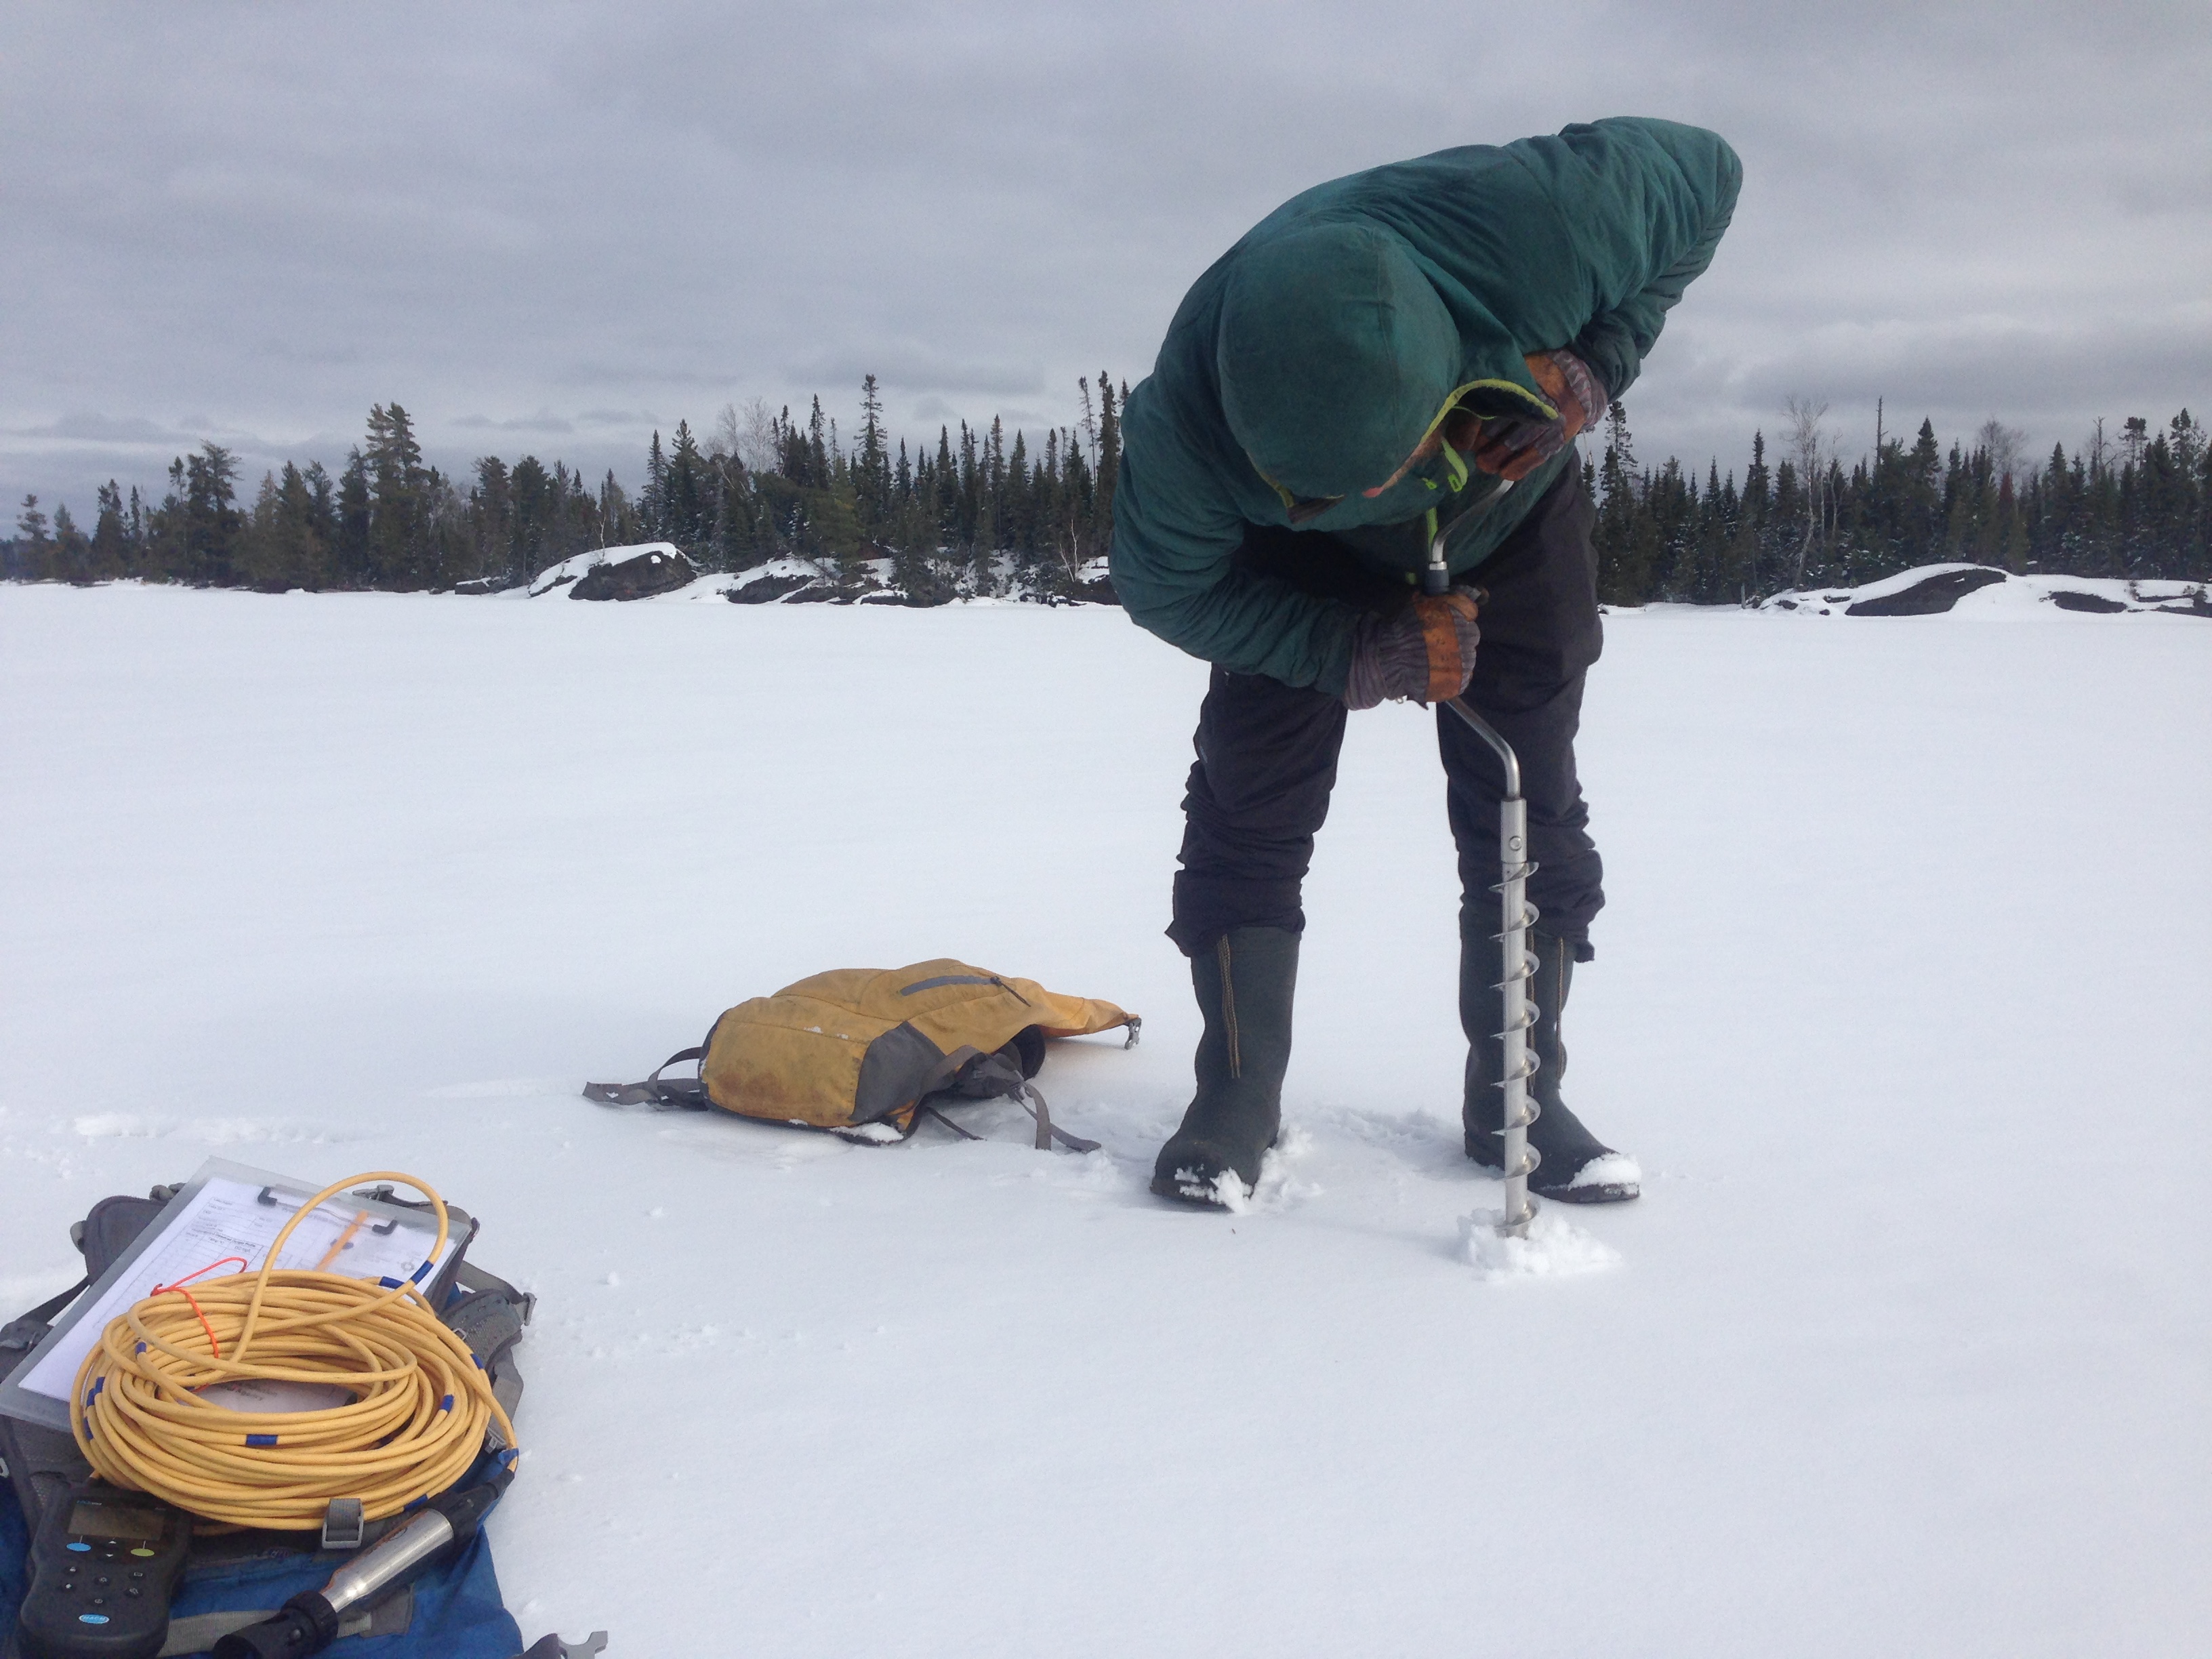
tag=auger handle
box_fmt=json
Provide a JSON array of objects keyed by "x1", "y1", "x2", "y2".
[{"x1": 1423, "y1": 476, "x2": 1516, "y2": 596}]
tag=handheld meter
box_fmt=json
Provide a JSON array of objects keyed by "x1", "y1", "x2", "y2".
[{"x1": 14, "y1": 1480, "x2": 191, "y2": 1659}]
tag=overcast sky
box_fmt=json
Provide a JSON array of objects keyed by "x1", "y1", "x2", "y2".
[{"x1": 5, "y1": 1, "x2": 2209, "y2": 521}]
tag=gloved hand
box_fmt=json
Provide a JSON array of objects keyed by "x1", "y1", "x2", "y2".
[
  {"x1": 1471, "y1": 350, "x2": 1605, "y2": 481},
  {"x1": 1344, "y1": 590, "x2": 1481, "y2": 711}
]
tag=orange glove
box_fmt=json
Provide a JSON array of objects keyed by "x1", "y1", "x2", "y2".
[
  {"x1": 1471, "y1": 350, "x2": 1605, "y2": 481},
  {"x1": 1344, "y1": 590, "x2": 1481, "y2": 710}
]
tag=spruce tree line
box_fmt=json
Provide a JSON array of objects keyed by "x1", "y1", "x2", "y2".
[
  {"x1": 3, "y1": 404, "x2": 628, "y2": 592},
  {"x1": 1588, "y1": 403, "x2": 2211, "y2": 605},
  {"x1": 3, "y1": 373, "x2": 1126, "y2": 600},
  {"x1": 628, "y1": 371, "x2": 1124, "y2": 600},
  {"x1": 9, "y1": 389, "x2": 2206, "y2": 605}
]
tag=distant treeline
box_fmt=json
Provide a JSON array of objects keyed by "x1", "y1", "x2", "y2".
[
  {"x1": 1589, "y1": 402, "x2": 2211, "y2": 605},
  {"x1": 7, "y1": 386, "x2": 2207, "y2": 604},
  {"x1": 1, "y1": 373, "x2": 1124, "y2": 601}
]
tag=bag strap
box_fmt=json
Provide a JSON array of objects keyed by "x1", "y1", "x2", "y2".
[
  {"x1": 920, "y1": 1084, "x2": 1097, "y2": 1153},
  {"x1": 1021, "y1": 1083, "x2": 1101, "y2": 1153},
  {"x1": 588, "y1": 1046, "x2": 1101, "y2": 1152},
  {"x1": 918, "y1": 1104, "x2": 983, "y2": 1142},
  {"x1": 0, "y1": 1273, "x2": 89, "y2": 1359},
  {"x1": 583, "y1": 1046, "x2": 709, "y2": 1110}
]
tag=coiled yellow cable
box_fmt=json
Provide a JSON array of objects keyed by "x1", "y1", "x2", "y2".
[{"x1": 69, "y1": 1171, "x2": 519, "y2": 1530}]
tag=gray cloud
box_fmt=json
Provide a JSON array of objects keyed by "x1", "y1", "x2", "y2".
[
  {"x1": 10, "y1": 413, "x2": 207, "y2": 445},
  {"x1": 451, "y1": 411, "x2": 579, "y2": 436},
  {"x1": 4, "y1": 1, "x2": 2208, "y2": 519}
]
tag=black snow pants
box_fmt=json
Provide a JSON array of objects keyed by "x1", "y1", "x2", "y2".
[{"x1": 1167, "y1": 464, "x2": 1606, "y2": 962}]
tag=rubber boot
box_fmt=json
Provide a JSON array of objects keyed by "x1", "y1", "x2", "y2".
[
  {"x1": 1461, "y1": 928, "x2": 1639, "y2": 1203},
  {"x1": 1151, "y1": 926, "x2": 1299, "y2": 1207}
]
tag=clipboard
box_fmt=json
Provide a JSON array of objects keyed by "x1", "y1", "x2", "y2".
[{"x1": 0, "y1": 1158, "x2": 470, "y2": 1433}]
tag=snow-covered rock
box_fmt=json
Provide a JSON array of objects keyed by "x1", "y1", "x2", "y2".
[
  {"x1": 518, "y1": 547, "x2": 1122, "y2": 608},
  {"x1": 569, "y1": 545, "x2": 695, "y2": 601},
  {"x1": 1761, "y1": 562, "x2": 2211, "y2": 617},
  {"x1": 724, "y1": 556, "x2": 878, "y2": 605},
  {"x1": 525, "y1": 541, "x2": 693, "y2": 598}
]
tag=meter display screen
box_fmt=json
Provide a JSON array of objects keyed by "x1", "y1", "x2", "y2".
[{"x1": 68, "y1": 1501, "x2": 165, "y2": 1542}]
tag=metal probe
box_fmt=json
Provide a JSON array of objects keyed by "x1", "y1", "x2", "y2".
[{"x1": 209, "y1": 1470, "x2": 512, "y2": 1658}]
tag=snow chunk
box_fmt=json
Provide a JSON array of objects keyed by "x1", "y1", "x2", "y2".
[
  {"x1": 1247, "y1": 1125, "x2": 1322, "y2": 1211},
  {"x1": 1565, "y1": 1151, "x2": 1642, "y2": 1191},
  {"x1": 1159, "y1": 1163, "x2": 1253, "y2": 1210},
  {"x1": 1162, "y1": 1126, "x2": 1322, "y2": 1214},
  {"x1": 836, "y1": 1121, "x2": 905, "y2": 1145},
  {"x1": 1457, "y1": 1204, "x2": 1622, "y2": 1281}
]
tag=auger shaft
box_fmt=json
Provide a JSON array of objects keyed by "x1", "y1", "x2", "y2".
[{"x1": 1443, "y1": 695, "x2": 1540, "y2": 1237}]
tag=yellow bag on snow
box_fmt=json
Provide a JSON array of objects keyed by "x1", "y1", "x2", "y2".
[{"x1": 586, "y1": 960, "x2": 1139, "y2": 1150}]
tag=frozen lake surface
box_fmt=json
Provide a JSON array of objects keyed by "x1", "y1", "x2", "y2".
[{"x1": 3, "y1": 584, "x2": 2207, "y2": 1656}]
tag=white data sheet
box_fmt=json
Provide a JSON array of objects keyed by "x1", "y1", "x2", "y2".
[{"x1": 1, "y1": 1160, "x2": 459, "y2": 1430}]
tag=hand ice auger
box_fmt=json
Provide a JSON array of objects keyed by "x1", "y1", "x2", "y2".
[
  {"x1": 1441, "y1": 695, "x2": 1540, "y2": 1238},
  {"x1": 1424, "y1": 480, "x2": 1538, "y2": 1239}
]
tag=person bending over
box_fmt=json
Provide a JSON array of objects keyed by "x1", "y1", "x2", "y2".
[{"x1": 1109, "y1": 117, "x2": 1741, "y2": 1208}]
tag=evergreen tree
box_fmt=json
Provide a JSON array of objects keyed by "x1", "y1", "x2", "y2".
[
  {"x1": 959, "y1": 422, "x2": 985, "y2": 563},
  {"x1": 1002, "y1": 429, "x2": 1033, "y2": 554},
  {"x1": 640, "y1": 430, "x2": 668, "y2": 539},
  {"x1": 125, "y1": 487, "x2": 146, "y2": 574},
  {"x1": 855, "y1": 375, "x2": 890, "y2": 534},
  {"x1": 50, "y1": 504, "x2": 91, "y2": 583},
  {"x1": 2119, "y1": 417, "x2": 2149, "y2": 469},
  {"x1": 976, "y1": 416, "x2": 1006, "y2": 558},
  {"x1": 598, "y1": 471, "x2": 639, "y2": 552},
  {"x1": 1593, "y1": 403, "x2": 1653, "y2": 603},
  {"x1": 1907, "y1": 418, "x2": 1942, "y2": 539},
  {"x1": 1063, "y1": 424, "x2": 1096, "y2": 560},
  {"x1": 170, "y1": 443, "x2": 244, "y2": 586},
  {"x1": 1096, "y1": 371, "x2": 1121, "y2": 547},
  {"x1": 473, "y1": 456, "x2": 514, "y2": 579},
  {"x1": 240, "y1": 461, "x2": 333, "y2": 589},
  {"x1": 89, "y1": 481, "x2": 129, "y2": 581},
  {"x1": 512, "y1": 457, "x2": 560, "y2": 575},
  {"x1": 663, "y1": 421, "x2": 710, "y2": 555},
  {"x1": 932, "y1": 426, "x2": 958, "y2": 546},
  {"x1": 807, "y1": 398, "x2": 830, "y2": 490},
  {"x1": 335, "y1": 450, "x2": 372, "y2": 586},
  {"x1": 363, "y1": 405, "x2": 430, "y2": 587}
]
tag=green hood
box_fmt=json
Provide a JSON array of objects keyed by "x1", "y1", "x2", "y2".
[
  {"x1": 1215, "y1": 224, "x2": 1461, "y2": 502},
  {"x1": 1114, "y1": 118, "x2": 1742, "y2": 693}
]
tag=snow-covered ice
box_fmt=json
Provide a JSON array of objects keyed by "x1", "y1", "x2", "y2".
[{"x1": 2, "y1": 583, "x2": 2207, "y2": 1656}]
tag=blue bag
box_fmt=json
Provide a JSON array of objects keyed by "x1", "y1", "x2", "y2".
[
  {"x1": 1, "y1": 1476, "x2": 522, "y2": 1657},
  {"x1": 2, "y1": 1186, "x2": 542, "y2": 1659}
]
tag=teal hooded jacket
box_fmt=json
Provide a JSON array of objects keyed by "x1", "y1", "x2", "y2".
[{"x1": 1110, "y1": 117, "x2": 1740, "y2": 694}]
